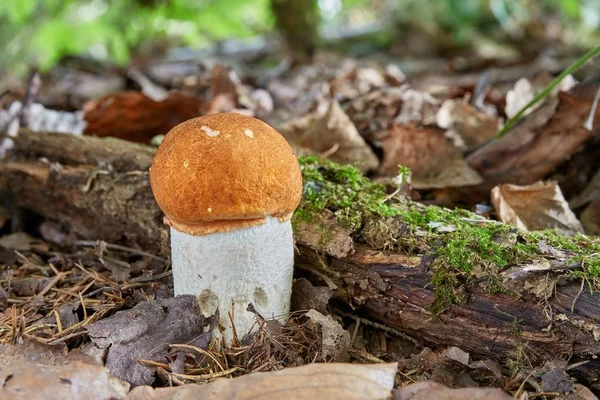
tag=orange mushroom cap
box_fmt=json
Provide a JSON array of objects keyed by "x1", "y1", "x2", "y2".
[{"x1": 150, "y1": 113, "x2": 303, "y2": 235}]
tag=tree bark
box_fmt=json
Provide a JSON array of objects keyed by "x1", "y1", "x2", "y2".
[
  {"x1": 0, "y1": 130, "x2": 167, "y2": 253},
  {"x1": 1, "y1": 129, "x2": 599, "y2": 389},
  {"x1": 296, "y1": 246, "x2": 600, "y2": 389}
]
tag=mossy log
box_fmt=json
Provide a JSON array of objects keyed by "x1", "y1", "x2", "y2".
[{"x1": 1, "y1": 129, "x2": 600, "y2": 389}]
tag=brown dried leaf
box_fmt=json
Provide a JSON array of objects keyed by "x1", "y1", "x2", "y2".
[
  {"x1": 395, "y1": 89, "x2": 439, "y2": 126},
  {"x1": 505, "y1": 78, "x2": 538, "y2": 119},
  {"x1": 491, "y1": 181, "x2": 584, "y2": 235},
  {"x1": 0, "y1": 339, "x2": 117, "y2": 399},
  {"x1": 436, "y1": 99, "x2": 500, "y2": 148},
  {"x1": 571, "y1": 384, "x2": 599, "y2": 400},
  {"x1": 505, "y1": 74, "x2": 577, "y2": 119},
  {"x1": 291, "y1": 278, "x2": 332, "y2": 314},
  {"x1": 0, "y1": 360, "x2": 130, "y2": 400},
  {"x1": 442, "y1": 346, "x2": 470, "y2": 366},
  {"x1": 379, "y1": 124, "x2": 483, "y2": 188},
  {"x1": 281, "y1": 100, "x2": 379, "y2": 172},
  {"x1": 0, "y1": 232, "x2": 49, "y2": 251},
  {"x1": 393, "y1": 381, "x2": 511, "y2": 400},
  {"x1": 541, "y1": 368, "x2": 572, "y2": 393},
  {"x1": 0, "y1": 338, "x2": 96, "y2": 367},
  {"x1": 467, "y1": 90, "x2": 599, "y2": 189},
  {"x1": 210, "y1": 64, "x2": 241, "y2": 99},
  {"x1": 305, "y1": 309, "x2": 351, "y2": 362},
  {"x1": 38, "y1": 303, "x2": 80, "y2": 331},
  {"x1": 329, "y1": 62, "x2": 388, "y2": 100},
  {"x1": 11, "y1": 277, "x2": 50, "y2": 297},
  {"x1": 86, "y1": 295, "x2": 212, "y2": 386},
  {"x1": 127, "y1": 362, "x2": 397, "y2": 400},
  {"x1": 84, "y1": 91, "x2": 203, "y2": 143},
  {"x1": 344, "y1": 87, "x2": 405, "y2": 142}
]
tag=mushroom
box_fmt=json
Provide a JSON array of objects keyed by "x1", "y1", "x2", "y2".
[{"x1": 149, "y1": 112, "x2": 302, "y2": 345}]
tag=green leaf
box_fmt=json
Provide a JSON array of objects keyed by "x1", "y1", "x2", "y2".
[
  {"x1": 109, "y1": 34, "x2": 130, "y2": 65},
  {"x1": 560, "y1": 0, "x2": 580, "y2": 19},
  {"x1": 0, "y1": 0, "x2": 38, "y2": 23}
]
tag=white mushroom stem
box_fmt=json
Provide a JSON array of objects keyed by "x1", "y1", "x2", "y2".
[{"x1": 170, "y1": 216, "x2": 294, "y2": 345}]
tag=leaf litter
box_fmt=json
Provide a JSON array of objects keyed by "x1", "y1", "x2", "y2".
[{"x1": 1, "y1": 35, "x2": 600, "y2": 399}]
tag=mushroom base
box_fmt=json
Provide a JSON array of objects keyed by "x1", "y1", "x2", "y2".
[{"x1": 170, "y1": 217, "x2": 294, "y2": 346}]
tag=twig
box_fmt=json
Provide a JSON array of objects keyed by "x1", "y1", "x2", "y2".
[
  {"x1": 129, "y1": 270, "x2": 173, "y2": 283},
  {"x1": 74, "y1": 240, "x2": 167, "y2": 261},
  {"x1": 320, "y1": 143, "x2": 339, "y2": 158},
  {"x1": 169, "y1": 344, "x2": 226, "y2": 372},
  {"x1": 571, "y1": 277, "x2": 586, "y2": 313},
  {"x1": 514, "y1": 370, "x2": 536, "y2": 398},
  {"x1": 47, "y1": 330, "x2": 87, "y2": 345},
  {"x1": 172, "y1": 367, "x2": 240, "y2": 380}
]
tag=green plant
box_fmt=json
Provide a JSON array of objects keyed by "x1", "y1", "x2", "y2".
[
  {"x1": 496, "y1": 44, "x2": 600, "y2": 138},
  {"x1": 0, "y1": 0, "x2": 273, "y2": 73},
  {"x1": 296, "y1": 157, "x2": 600, "y2": 313}
]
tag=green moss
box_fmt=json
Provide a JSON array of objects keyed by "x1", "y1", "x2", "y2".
[
  {"x1": 295, "y1": 156, "x2": 600, "y2": 311},
  {"x1": 294, "y1": 156, "x2": 400, "y2": 231}
]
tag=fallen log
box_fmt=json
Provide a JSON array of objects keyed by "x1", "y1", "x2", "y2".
[
  {"x1": 1, "y1": 129, "x2": 599, "y2": 389},
  {"x1": 0, "y1": 130, "x2": 167, "y2": 253}
]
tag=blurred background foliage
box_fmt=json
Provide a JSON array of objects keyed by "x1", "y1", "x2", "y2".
[{"x1": 0, "y1": 0, "x2": 599, "y2": 73}]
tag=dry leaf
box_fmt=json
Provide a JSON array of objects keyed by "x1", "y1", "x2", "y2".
[
  {"x1": 0, "y1": 339, "x2": 97, "y2": 367},
  {"x1": 329, "y1": 62, "x2": 388, "y2": 99},
  {"x1": 86, "y1": 295, "x2": 212, "y2": 386},
  {"x1": 467, "y1": 89, "x2": 599, "y2": 189},
  {"x1": 436, "y1": 98, "x2": 500, "y2": 148},
  {"x1": 127, "y1": 362, "x2": 397, "y2": 400},
  {"x1": 505, "y1": 78, "x2": 537, "y2": 119},
  {"x1": 84, "y1": 91, "x2": 203, "y2": 143},
  {"x1": 0, "y1": 232, "x2": 49, "y2": 252},
  {"x1": 0, "y1": 339, "x2": 124, "y2": 400},
  {"x1": 395, "y1": 88, "x2": 439, "y2": 126},
  {"x1": 0, "y1": 360, "x2": 130, "y2": 400},
  {"x1": 305, "y1": 309, "x2": 351, "y2": 362},
  {"x1": 384, "y1": 64, "x2": 406, "y2": 85},
  {"x1": 571, "y1": 384, "x2": 599, "y2": 400},
  {"x1": 442, "y1": 346, "x2": 470, "y2": 366},
  {"x1": 393, "y1": 381, "x2": 511, "y2": 400},
  {"x1": 491, "y1": 181, "x2": 584, "y2": 235},
  {"x1": 505, "y1": 74, "x2": 577, "y2": 119},
  {"x1": 379, "y1": 124, "x2": 483, "y2": 189},
  {"x1": 344, "y1": 86, "x2": 405, "y2": 142},
  {"x1": 281, "y1": 100, "x2": 379, "y2": 172},
  {"x1": 291, "y1": 278, "x2": 332, "y2": 314},
  {"x1": 541, "y1": 368, "x2": 572, "y2": 393}
]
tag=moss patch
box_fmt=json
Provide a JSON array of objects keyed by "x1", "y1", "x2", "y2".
[
  {"x1": 295, "y1": 156, "x2": 600, "y2": 312},
  {"x1": 294, "y1": 156, "x2": 400, "y2": 231}
]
